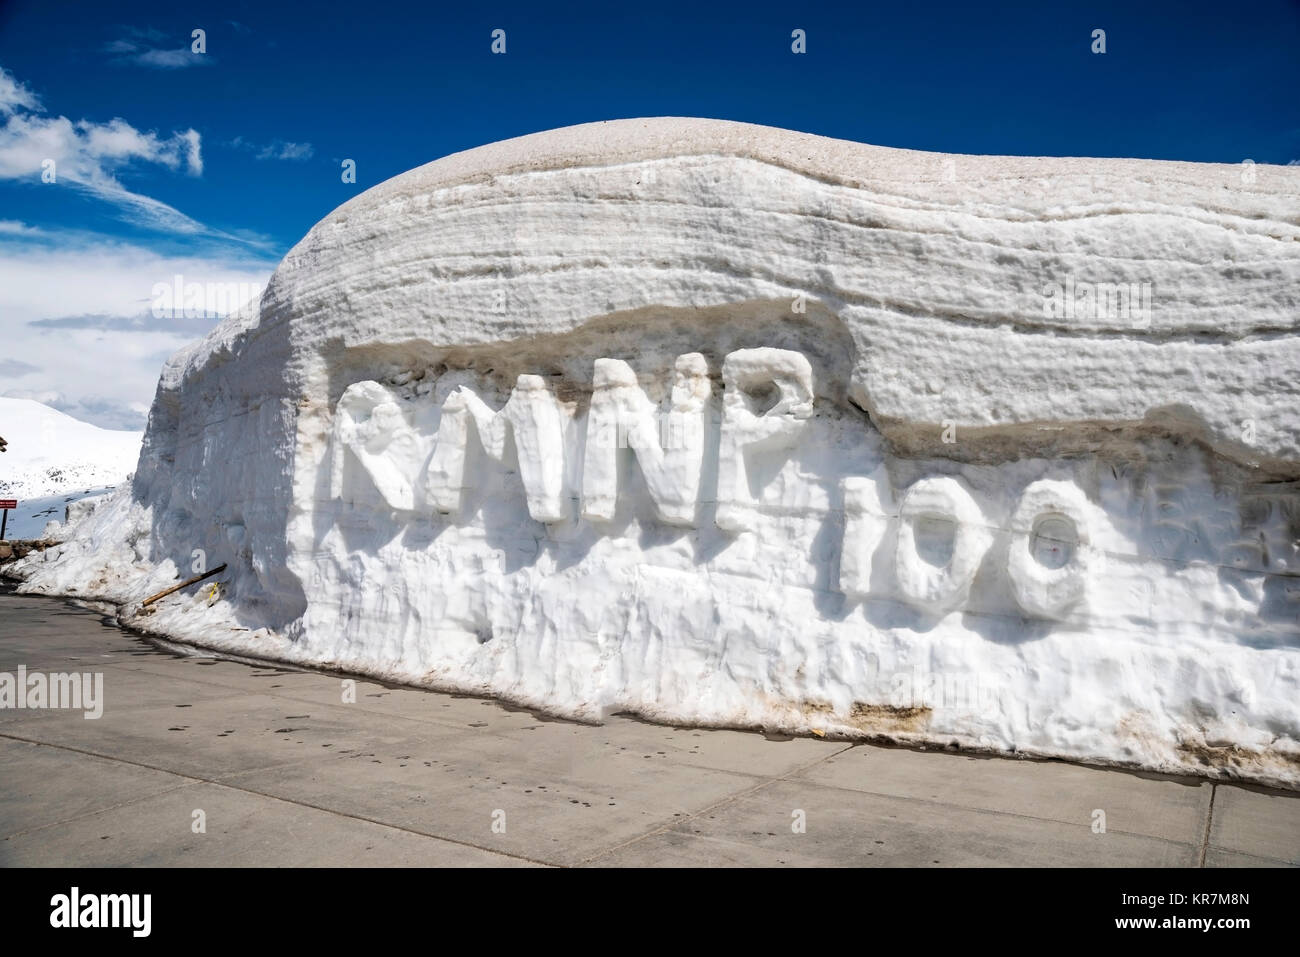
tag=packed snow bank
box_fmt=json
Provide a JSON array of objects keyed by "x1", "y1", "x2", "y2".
[{"x1": 12, "y1": 119, "x2": 1300, "y2": 786}]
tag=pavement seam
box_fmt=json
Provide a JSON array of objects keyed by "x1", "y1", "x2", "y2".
[
  {"x1": 1196, "y1": 845, "x2": 1296, "y2": 867},
  {"x1": 576, "y1": 742, "x2": 857, "y2": 865},
  {"x1": 780, "y1": 756, "x2": 1209, "y2": 847},
  {"x1": 727, "y1": 772, "x2": 1202, "y2": 854},
  {"x1": 580, "y1": 743, "x2": 1204, "y2": 864},
  {"x1": 1197, "y1": 783, "x2": 1217, "y2": 868},
  {"x1": 1, "y1": 781, "x2": 195, "y2": 842},
  {"x1": 0, "y1": 730, "x2": 555, "y2": 867}
]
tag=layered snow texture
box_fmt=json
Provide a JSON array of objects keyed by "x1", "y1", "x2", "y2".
[{"x1": 14, "y1": 118, "x2": 1300, "y2": 786}]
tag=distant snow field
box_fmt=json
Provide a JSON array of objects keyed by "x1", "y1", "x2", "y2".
[{"x1": 0, "y1": 398, "x2": 141, "y2": 536}]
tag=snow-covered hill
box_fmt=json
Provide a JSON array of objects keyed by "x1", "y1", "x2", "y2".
[{"x1": 0, "y1": 397, "x2": 142, "y2": 501}]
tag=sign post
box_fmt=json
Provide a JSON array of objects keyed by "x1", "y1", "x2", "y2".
[{"x1": 0, "y1": 499, "x2": 16, "y2": 539}]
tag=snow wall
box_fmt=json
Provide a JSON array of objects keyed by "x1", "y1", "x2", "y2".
[{"x1": 16, "y1": 118, "x2": 1300, "y2": 787}]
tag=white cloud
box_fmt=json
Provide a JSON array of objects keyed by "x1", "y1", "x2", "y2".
[
  {"x1": 229, "y1": 136, "x2": 315, "y2": 162},
  {"x1": 260, "y1": 140, "x2": 314, "y2": 161},
  {"x1": 0, "y1": 231, "x2": 275, "y2": 429},
  {"x1": 180, "y1": 128, "x2": 202, "y2": 173},
  {"x1": 105, "y1": 27, "x2": 212, "y2": 70},
  {"x1": 0, "y1": 66, "x2": 41, "y2": 116},
  {"x1": 0, "y1": 64, "x2": 241, "y2": 237},
  {"x1": 0, "y1": 111, "x2": 206, "y2": 232},
  {"x1": 0, "y1": 64, "x2": 277, "y2": 428},
  {"x1": 0, "y1": 358, "x2": 40, "y2": 376},
  {"x1": 133, "y1": 48, "x2": 206, "y2": 69}
]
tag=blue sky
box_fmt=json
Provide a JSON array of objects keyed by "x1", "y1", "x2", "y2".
[{"x1": 1, "y1": 0, "x2": 1297, "y2": 428}]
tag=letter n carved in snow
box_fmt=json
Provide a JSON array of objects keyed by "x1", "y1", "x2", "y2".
[
  {"x1": 581, "y1": 354, "x2": 710, "y2": 526},
  {"x1": 427, "y1": 374, "x2": 568, "y2": 522}
]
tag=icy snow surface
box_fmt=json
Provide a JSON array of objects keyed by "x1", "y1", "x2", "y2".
[{"x1": 12, "y1": 118, "x2": 1300, "y2": 786}]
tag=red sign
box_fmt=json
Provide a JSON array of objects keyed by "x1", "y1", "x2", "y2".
[{"x1": 0, "y1": 500, "x2": 16, "y2": 509}]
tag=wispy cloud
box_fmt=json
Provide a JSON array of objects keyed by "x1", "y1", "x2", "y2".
[
  {"x1": 229, "y1": 136, "x2": 315, "y2": 161},
  {"x1": 0, "y1": 67, "x2": 41, "y2": 116},
  {"x1": 0, "y1": 111, "x2": 205, "y2": 232},
  {"x1": 105, "y1": 26, "x2": 212, "y2": 70},
  {"x1": 0, "y1": 219, "x2": 43, "y2": 236},
  {"x1": 0, "y1": 358, "x2": 40, "y2": 377},
  {"x1": 0, "y1": 58, "x2": 278, "y2": 430},
  {"x1": 0, "y1": 229, "x2": 275, "y2": 429},
  {"x1": 0, "y1": 64, "x2": 270, "y2": 243},
  {"x1": 29, "y1": 310, "x2": 239, "y2": 336}
]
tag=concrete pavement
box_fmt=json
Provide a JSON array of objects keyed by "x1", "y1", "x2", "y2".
[{"x1": 1, "y1": 586, "x2": 1296, "y2": 867}]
